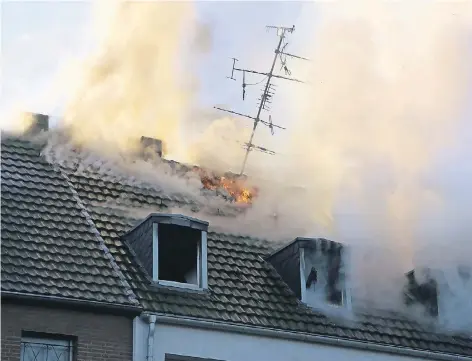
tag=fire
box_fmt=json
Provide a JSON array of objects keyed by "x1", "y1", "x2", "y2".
[
  {"x1": 220, "y1": 176, "x2": 256, "y2": 204},
  {"x1": 197, "y1": 168, "x2": 257, "y2": 204}
]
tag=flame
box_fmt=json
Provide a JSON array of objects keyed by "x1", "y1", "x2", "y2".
[{"x1": 197, "y1": 169, "x2": 257, "y2": 204}]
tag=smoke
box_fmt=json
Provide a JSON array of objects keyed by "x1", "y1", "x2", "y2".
[
  {"x1": 281, "y1": 0, "x2": 472, "y2": 331},
  {"x1": 10, "y1": 0, "x2": 472, "y2": 333},
  {"x1": 60, "y1": 0, "x2": 210, "y2": 162}
]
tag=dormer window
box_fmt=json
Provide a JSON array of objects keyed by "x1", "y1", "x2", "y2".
[
  {"x1": 266, "y1": 237, "x2": 351, "y2": 310},
  {"x1": 301, "y1": 239, "x2": 349, "y2": 307},
  {"x1": 123, "y1": 213, "x2": 208, "y2": 290},
  {"x1": 403, "y1": 269, "x2": 438, "y2": 317},
  {"x1": 403, "y1": 265, "x2": 472, "y2": 323}
]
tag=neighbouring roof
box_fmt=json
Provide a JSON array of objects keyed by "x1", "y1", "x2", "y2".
[
  {"x1": 2, "y1": 134, "x2": 471, "y2": 357},
  {"x1": 1, "y1": 135, "x2": 139, "y2": 310}
]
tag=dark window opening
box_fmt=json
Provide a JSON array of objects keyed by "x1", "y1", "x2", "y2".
[{"x1": 158, "y1": 223, "x2": 200, "y2": 285}]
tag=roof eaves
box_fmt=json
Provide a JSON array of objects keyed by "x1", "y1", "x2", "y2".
[{"x1": 2, "y1": 291, "x2": 142, "y2": 315}]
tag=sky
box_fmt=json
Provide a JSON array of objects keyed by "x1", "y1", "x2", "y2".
[{"x1": 0, "y1": 0, "x2": 307, "y2": 136}]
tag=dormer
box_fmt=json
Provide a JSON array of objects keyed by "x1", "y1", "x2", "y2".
[
  {"x1": 266, "y1": 237, "x2": 351, "y2": 309},
  {"x1": 403, "y1": 268, "x2": 438, "y2": 317},
  {"x1": 403, "y1": 265, "x2": 472, "y2": 325},
  {"x1": 122, "y1": 213, "x2": 208, "y2": 290}
]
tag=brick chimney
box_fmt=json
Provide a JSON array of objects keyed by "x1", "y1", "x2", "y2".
[
  {"x1": 25, "y1": 113, "x2": 49, "y2": 135},
  {"x1": 140, "y1": 136, "x2": 163, "y2": 159}
]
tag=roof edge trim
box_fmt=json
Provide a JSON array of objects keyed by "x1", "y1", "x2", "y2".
[
  {"x1": 126, "y1": 213, "x2": 209, "y2": 235},
  {"x1": 144, "y1": 313, "x2": 472, "y2": 361},
  {"x1": 265, "y1": 237, "x2": 339, "y2": 261}
]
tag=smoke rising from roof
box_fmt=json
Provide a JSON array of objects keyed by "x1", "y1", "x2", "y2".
[
  {"x1": 281, "y1": 1, "x2": 472, "y2": 332},
  {"x1": 7, "y1": 0, "x2": 472, "y2": 334},
  {"x1": 61, "y1": 0, "x2": 208, "y2": 162}
]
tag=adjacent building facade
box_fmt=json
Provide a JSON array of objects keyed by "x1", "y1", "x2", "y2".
[{"x1": 2, "y1": 120, "x2": 472, "y2": 361}]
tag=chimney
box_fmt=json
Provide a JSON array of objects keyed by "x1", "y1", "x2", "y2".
[
  {"x1": 25, "y1": 113, "x2": 49, "y2": 135},
  {"x1": 140, "y1": 136, "x2": 163, "y2": 159}
]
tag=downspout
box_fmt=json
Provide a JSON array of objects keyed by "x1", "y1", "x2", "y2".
[{"x1": 147, "y1": 315, "x2": 157, "y2": 361}]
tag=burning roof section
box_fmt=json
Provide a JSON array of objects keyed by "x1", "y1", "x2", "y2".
[{"x1": 43, "y1": 131, "x2": 258, "y2": 212}]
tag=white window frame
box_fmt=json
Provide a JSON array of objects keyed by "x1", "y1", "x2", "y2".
[
  {"x1": 20, "y1": 336, "x2": 73, "y2": 361},
  {"x1": 152, "y1": 222, "x2": 208, "y2": 290}
]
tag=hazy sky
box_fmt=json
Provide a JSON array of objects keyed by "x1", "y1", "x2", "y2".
[
  {"x1": 0, "y1": 1, "x2": 308, "y2": 130},
  {"x1": 2, "y1": 1, "x2": 471, "y2": 181}
]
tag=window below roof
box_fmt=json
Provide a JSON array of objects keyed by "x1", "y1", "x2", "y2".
[{"x1": 21, "y1": 331, "x2": 75, "y2": 361}]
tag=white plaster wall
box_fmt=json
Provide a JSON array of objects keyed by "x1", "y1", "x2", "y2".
[{"x1": 133, "y1": 317, "x2": 424, "y2": 361}]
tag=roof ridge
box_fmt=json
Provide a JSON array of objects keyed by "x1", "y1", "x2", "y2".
[{"x1": 46, "y1": 159, "x2": 140, "y2": 307}]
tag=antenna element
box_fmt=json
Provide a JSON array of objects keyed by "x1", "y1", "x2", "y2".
[{"x1": 215, "y1": 25, "x2": 308, "y2": 175}]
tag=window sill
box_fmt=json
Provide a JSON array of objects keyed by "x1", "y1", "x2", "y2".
[{"x1": 150, "y1": 280, "x2": 209, "y2": 294}]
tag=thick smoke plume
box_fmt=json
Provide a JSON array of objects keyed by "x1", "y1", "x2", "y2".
[
  {"x1": 282, "y1": 1, "x2": 472, "y2": 332},
  {"x1": 61, "y1": 0, "x2": 207, "y2": 162}
]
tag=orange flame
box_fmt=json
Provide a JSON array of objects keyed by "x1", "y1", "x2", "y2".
[{"x1": 197, "y1": 169, "x2": 257, "y2": 204}]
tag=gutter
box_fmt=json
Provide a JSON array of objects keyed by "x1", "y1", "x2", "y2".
[
  {"x1": 2, "y1": 291, "x2": 142, "y2": 315},
  {"x1": 143, "y1": 313, "x2": 472, "y2": 361}
]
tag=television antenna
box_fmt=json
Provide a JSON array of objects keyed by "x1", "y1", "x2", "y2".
[{"x1": 215, "y1": 25, "x2": 308, "y2": 175}]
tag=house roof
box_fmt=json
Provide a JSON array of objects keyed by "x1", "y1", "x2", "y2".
[
  {"x1": 1, "y1": 135, "x2": 139, "y2": 310},
  {"x1": 2, "y1": 134, "x2": 472, "y2": 357}
]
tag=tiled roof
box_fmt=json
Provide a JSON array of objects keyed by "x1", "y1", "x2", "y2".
[
  {"x1": 1, "y1": 135, "x2": 139, "y2": 308},
  {"x1": 2, "y1": 135, "x2": 471, "y2": 357}
]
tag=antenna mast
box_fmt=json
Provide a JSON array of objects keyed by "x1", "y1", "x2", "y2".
[{"x1": 215, "y1": 25, "x2": 308, "y2": 175}]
